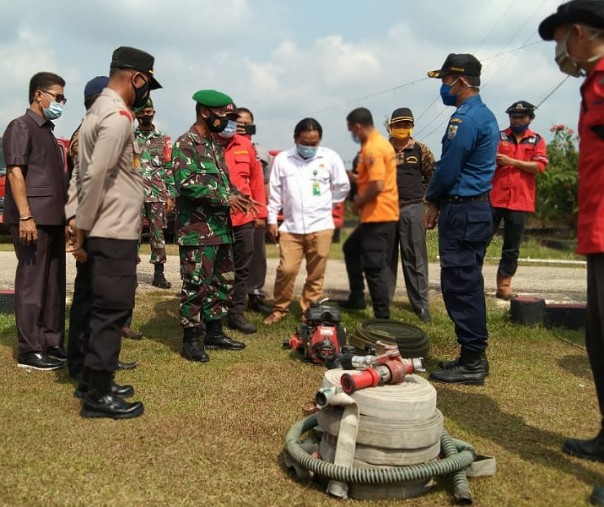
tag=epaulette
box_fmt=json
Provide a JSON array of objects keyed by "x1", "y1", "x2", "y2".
[{"x1": 119, "y1": 109, "x2": 133, "y2": 122}]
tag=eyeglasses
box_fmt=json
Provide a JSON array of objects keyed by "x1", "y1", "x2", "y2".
[{"x1": 42, "y1": 90, "x2": 67, "y2": 104}]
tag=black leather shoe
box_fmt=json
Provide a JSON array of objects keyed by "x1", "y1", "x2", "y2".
[
  {"x1": 181, "y1": 340, "x2": 209, "y2": 362},
  {"x1": 338, "y1": 294, "x2": 367, "y2": 310},
  {"x1": 439, "y1": 352, "x2": 490, "y2": 375},
  {"x1": 205, "y1": 333, "x2": 246, "y2": 350},
  {"x1": 563, "y1": 432, "x2": 604, "y2": 462},
  {"x1": 430, "y1": 350, "x2": 487, "y2": 385},
  {"x1": 117, "y1": 360, "x2": 138, "y2": 371},
  {"x1": 17, "y1": 352, "x2": 63, "y2": 371},
  {"x1": 46, "y1": 346, "x2": 68, "y2": 362},
  {"x1": 590, "y1": 485, "x2": 604, "y2": 506},
  {"x1": 75, "y1": 381, "x2": 134, "y2": 399},
  {"x1": 80, "y1": 370, "x2": 143, "y2": 419},
  {"x1": 417, "y1": 308, "x2": 432, "y2": 323},
  {"x1": 228, "y1": 313, "x2": 257, "y2": 334},
  {"x1": 248, "y1": 296, "x2": 271, "y2": 316}
]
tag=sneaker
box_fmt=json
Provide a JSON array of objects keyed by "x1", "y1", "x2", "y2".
[
  {"x1": 263, "y1": 311, "x2": 286, "y2": 326},
  {"x1": 17, "y1": 352, "x2": 63, "y2": 371},
  {"x1": 228, "y1": 313, "x2": 257, "y2": 334}
]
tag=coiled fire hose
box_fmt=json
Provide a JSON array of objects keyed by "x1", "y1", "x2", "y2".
[{"x1": 285, "y1": 414, "x2": 476, "y2": 504}]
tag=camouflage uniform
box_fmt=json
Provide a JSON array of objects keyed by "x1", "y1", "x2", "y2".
[
  {"x1": 172, "y1": 125, "x2": 237, "y2": 329},
  {"x1": 135, "y1": 127, "x2": 174, "y2": 264}
]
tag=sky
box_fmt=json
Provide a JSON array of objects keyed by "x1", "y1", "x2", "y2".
[{"x1": 0, "y1": 0, "x2": 581, "y2": 166}]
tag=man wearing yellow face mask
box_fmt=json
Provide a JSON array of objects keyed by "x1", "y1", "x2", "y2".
[{"x1": 386, "y1": 108, "x2": 436, "y2": 323}]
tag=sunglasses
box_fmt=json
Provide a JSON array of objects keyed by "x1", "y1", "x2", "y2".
[{"x1": 42, "y1": 90, "x2": 67, "y2": 104}]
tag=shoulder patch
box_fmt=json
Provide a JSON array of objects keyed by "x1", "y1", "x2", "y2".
[
  {"x1": 447, "y1": 124, "x2": 458, "y2": 140},
  {"x1": 119, "y1": 109, "x2": 133, "y2": 121},
  {"x1": 450, "y1": 117, "x2": 463, "y2": 124}
]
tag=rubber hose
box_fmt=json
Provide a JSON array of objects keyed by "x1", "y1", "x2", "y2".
[
  {"x1": 441, "y1": 433, "x2": 473, "y2": 504},
  {"x1": 285, "y1": 415, "x2": 476, "y2": 485}
]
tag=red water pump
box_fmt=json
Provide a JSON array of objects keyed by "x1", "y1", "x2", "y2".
[
  {"x1": 340, "y1": 342, "x2": 424, "y2": 394},
  {"x1": 284, "y1": 299, "x2": 347, "y2": 365}
]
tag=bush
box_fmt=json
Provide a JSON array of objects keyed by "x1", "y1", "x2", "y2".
[{"x1": 534, "y1": 125, "x2": 579, "y2": 234}]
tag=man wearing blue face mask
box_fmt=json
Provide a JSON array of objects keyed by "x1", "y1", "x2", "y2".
[
  {"x1": 2, "y1": 71, "x2": 68, "y2": 371},
  {"x1": 213, "y1": 102, "x2": 267, "y2": 334},
  {"x1": 423, "y1": 53, "x2": 499, "y2": 385},
  {"x1": 264, "y1": 118, "x2": 350, "y2": 325},
  {"x1": 490, "y1": 101, "x2": 548, "y2": 300}
]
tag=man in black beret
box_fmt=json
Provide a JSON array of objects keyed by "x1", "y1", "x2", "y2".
[{"x1": 540, "y1": 2, "x2": 604, "y2": 503}]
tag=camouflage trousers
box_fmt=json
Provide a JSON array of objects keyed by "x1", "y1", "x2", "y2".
[
  {"x1": 179, "y1": 243, "x2": 234, "y2": 329},
  {"x1": 139, "y1": 202, "x2": 167, "y2": 264}
]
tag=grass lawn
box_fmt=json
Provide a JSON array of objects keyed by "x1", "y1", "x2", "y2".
[{"x1": 0, "y1": 290, "x2": 600, "y2": 506}]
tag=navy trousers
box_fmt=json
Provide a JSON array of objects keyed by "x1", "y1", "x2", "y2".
[{"x1": 438, "y1": 200, "x2": 492, "y2": 352}]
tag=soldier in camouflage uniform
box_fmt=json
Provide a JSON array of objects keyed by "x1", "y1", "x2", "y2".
[
  {"x1": 172, "y1": 89, "x2": 259, "y2": 363},
  {"x1": 135, "y1": 98, "x2": 175, "y2": 289}
]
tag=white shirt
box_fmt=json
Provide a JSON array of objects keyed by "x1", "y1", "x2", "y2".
[{"x1": 268, "y1": 146, "x2": 350, "y2": 234}]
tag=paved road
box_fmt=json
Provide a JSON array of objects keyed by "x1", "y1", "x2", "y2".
[{"x1": 0, "y1": 251, "x2": 586, "y2": 304}]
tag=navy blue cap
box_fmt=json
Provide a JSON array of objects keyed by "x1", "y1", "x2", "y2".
[{"x1": 84, "y1": 76, "x2": 109, "y2": 99}]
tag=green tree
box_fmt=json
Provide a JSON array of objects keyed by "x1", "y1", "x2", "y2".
[{"x1": 535, "y1": 124, "x2": 579, "y2": 234}]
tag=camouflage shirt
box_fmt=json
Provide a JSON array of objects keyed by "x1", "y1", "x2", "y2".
[
  {"x1": 135, "y1": 126, "x2": 175, "y2": 203},
  {"x1": 172, "y1": 125, "x2": 239, "y2": 246}
]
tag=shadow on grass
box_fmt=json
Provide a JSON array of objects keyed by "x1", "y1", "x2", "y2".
[
  {"x1": 558, "y1": 353, "x2": 593, "y2": 381},
  {"x1": 437, "y1": 388, "x2": 604, "y2": 488},
  {"x1": 138, "y1": 296, "x2": 181, "y2": 354}
]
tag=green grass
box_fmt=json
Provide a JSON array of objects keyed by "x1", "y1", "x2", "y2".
[{"x1": 0, "y1": 292, "x2": 600, "y2": 506}]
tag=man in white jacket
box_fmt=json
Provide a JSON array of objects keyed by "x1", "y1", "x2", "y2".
[{"x1": 264, "y1": 118, "x2": 350, "y2": 325}]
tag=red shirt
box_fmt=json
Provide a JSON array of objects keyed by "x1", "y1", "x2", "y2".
[
  {"x1": 577, "y1": 57, "x2": 604, "y2": 255},
  {"x1": 223, "y1": 134, "x2": 267, "y2": 227},
  {"x1": 490, "y1": 127, "x2": 548, "y2": 212}
]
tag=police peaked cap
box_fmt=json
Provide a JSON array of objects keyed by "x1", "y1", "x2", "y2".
[
  {"x1": 539, "y1": 0, "x2": 604, "y2": 40},
  {"x1": 390, "y1": 107, "x2": 414, "y2": 123},
  {"x1": 505, "y1": 101, "x2": 536, "y2": 117},
  {"x1": 427, "y1": 53, "x2": 482, "y2": 86},
  {"x1": 110, "y1": 46, "x2": 162, "y2": 90},
  {"x1": 192, "y1": 89, "x2": 234, "y2": 107}
]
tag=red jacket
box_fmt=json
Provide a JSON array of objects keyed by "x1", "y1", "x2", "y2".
[
  {"x1": 490, "y1": 127, "x2": 548, "y2": 212},
  {"x1": 224, "y1": 134, "x2": 267, "y2": 227},
  {"x1": 577, "y1": 57, "x2": 604, "y2": 255}
]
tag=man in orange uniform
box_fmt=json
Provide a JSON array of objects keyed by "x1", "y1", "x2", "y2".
[
  {"x1": 214, "y1": 103, "x2": 267, "y2": 334},
  {"x1": 342, "y1": 107, "x2": 399, "y2": 319},
  {"x1": 490, "y1": 100, "x2": 548, "y2": 300}
]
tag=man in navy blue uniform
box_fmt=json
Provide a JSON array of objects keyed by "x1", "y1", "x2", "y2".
[{"x1": 423, "y1": 54, "x2": 499, "y2": 385}]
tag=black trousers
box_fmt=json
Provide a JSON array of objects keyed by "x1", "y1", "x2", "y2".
[
  {"x1": 83, "y1": 238, "x2": 137, "y2": 372},
  {"x1": 247, "y1": 225, "x2": 268, "y2": 299},
  {"x1": 343, "y1": 221, "x2": 397, "y2": 319},
  {"x1": 231, "y1": 222, "x2": 255, "y2": 315},
  {"x1": 586, "y1": 254, "x2": 604, "y2": 423},
  {"x1": 11, "y1": 225, "x2": 66, "y2": 356},
  {"x1": 67, "y1": 255, "x2": 92, "y2": 377},
  {"x1": 491, "y1": 207, "x2": 527, "y2": 277}
]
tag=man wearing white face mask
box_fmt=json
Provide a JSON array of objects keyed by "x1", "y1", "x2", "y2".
[
  {"x1": 214, "y1": 103, "x2": 267, "y2": 334},
  {"x1": 539, "y1": 1, "x2": 604, "y2": 487},
  {"x1": 264, "y1": 118, "x2": 350, "y2": 325},
  {"x1": 2, "y1": 72, "x2": 68, "y2": 370}
]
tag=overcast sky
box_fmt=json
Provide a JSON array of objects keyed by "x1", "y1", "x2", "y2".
[{"x1": 0, "y1": 0, "x2": 579, "y2": 165}]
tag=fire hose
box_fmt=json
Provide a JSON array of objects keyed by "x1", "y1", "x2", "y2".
[{"x1": 285, "y1": 414, "x2": 475, "y2": 504}]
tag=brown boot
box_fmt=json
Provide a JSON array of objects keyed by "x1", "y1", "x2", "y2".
[{"x1": 496, "y1": 275, "x2": 514, "y2": 300}]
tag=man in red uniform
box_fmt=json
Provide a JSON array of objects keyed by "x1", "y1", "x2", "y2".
[
  {"x1": 540, "y1": 2, "x2": 604, "y2": 503},
  {"x1": 214, "y1": 103, "x2": 267, "y2": 333},
  {"x1": 490, "y1": 101, "x2": 548, "y2": 300}
]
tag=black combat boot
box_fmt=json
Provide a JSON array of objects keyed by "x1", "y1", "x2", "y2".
[
  {"x1": 181, "y1": 326, "x2": 209, "y2": 362},
  {"x1": 248, "y1": 295, "x2": 271, "y2": 315},
  {"x1": 204, "y1": 319, "x2": 246, "y2": 350},
  {"x1": 227, "y1": 312, "x2": 257, "y2": 334},
  {"x1": 152, "y1": 263, "x2": 171, "y2": 289},
  {"x1": 429, "y1": 349, "x2": 488, "y2": 385},
  {"x1": 74, "y1": 367, "x2": 135, "y2": 399},
  {"x1": 438, "y1": 351, "x2": 490, "y2": 376},
  {"x1": 80, "y1": 369, "x2": 144, "y2": 419}
]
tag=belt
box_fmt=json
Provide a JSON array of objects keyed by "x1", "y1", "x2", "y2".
[
  {"x1": 444, "y1": 192, "x2": 490, "y2": 204},
  {"x1": 399, "y1": 198, "x2": 424, "y2": 208}
]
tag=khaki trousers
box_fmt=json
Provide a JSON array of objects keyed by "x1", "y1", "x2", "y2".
[{"x1": 272, "y1": 230, "x2": 333, "y2": 314}]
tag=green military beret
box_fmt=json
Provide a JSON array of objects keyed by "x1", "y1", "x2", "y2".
[
  {"x1": 134, "y1": 97, "x2": 153, "y2": 113},
  {"x1": 192, "y1": 89, "x2": 233, "y2": 107}
]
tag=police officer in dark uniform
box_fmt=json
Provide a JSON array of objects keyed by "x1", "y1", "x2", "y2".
[{"x1": 423, "y1": 54, "x2": 499, "y2": 385}]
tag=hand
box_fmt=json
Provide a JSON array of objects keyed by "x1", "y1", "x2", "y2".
[
  {"x1": 351, "y1": 195, "x2": 361, "y2": 214},
  {"x1": 267, "y1": 223, "x2": 279, "y2": 242},
  {"x1": 165, "y1": 197, "x2": 175, "y2": 214},
  {"x1": 253, "y1": 218, "x2": 266, "y2": 229},
  {"x1": 423, "y1": 202, "x2": 439, "y2": 230},
  {"x1": 19, "y1": 217, "x2": 38, "y2": 246},
  {"x1": 65, "y1": 217, "x2": 78, "y2": 252},
  {"x1": 229, "y1": 193, "x2": 261, "y2": 215},
  {"x1": 496, "y1": 154, "x2": 514, "y2": 167}
]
